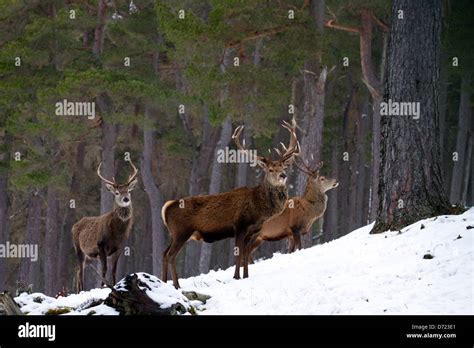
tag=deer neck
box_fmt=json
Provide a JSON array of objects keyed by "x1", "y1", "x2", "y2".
[
  {"x1": 261, "y1": 180, "x2": 288, "y2": 212},
  {"x1": 303, "y1": 180, "x2": 326, "y2": 205},
  {"x1": 113, "y1": 204, "x2": 133, "y2": 222}
]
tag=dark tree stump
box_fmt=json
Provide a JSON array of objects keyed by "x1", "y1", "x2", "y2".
[
  {"x1": 104, "y1": 274, "x2": 186, "y2": 315},
  {"x1": 0, "y1": 292, "x2": 23, "y2": 315}
]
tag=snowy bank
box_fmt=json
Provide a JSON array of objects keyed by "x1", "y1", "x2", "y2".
[
  {"x1": 15, "y1": 209, "x2": 473, "y2": 315},
  {"x1": 180, "y1": 208, "x2": 474, "y2": 315},
  {"x1": 15, "y1": 273, "x2": 206, "y2": 315}
]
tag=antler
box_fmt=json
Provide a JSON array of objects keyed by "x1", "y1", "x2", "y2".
[
  {"x1": 294, "y1": 158, "x2": 313, "y2": 176},
  {"x1": 126, "y1": 159, "x2": 139, "y2": 185},
  {"x1": 279, "y1": 118, "x2": 300, "y2": 163},
  {"x1": 232, "y1": 125, "x2": 264, "y2": 162},
  {"x1": 97, "y1": 162, "x2": 116, "y2": 186},
  {"x1": 97, "y1": 160, "x2": 139, "y2": 187},
  {"x1": 295, "y1": 158, "x2": 324, "y2": 176}
]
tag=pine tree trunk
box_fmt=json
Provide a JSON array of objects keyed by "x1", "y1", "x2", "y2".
[
  {"x1": 355, "y1": 98, "x2": 371, "y2": 227},
  {"x1": 183, "y1": 153, "x2": 202, "y2": 277},
  {"x1": 19, "y1": 191, "x2": 42, "y2": 290},
  {"x1": 348, "y1": 95, "x2": 360, "y2": 231},
  {"x1": 79, "y1": 0, "x2": 113, "y2": 289},
  {"x1": 0, "y1": 174, "x2": 8, "y2": 291},
  {"x1": 323, "y1": 136, "x2": 339, "y2": 242},
  {"x1": 99, "y1": 118, "x2": 117, "y2": 215},
  {"x1": 438, "y1": 51, "x2": 449, "y2": 165},
  {"x1": 141, "y1": 105, "x2": 165, "y2": 277},
  {"x1": 296, "y1": 65, "x2": 328, "y2": 247},
  {"x1": 371, "y1": 0, "x2": 450, "y2": 234},
  {"x1": 0, "y1": 133, "x2": 10, "y2": 291},
  {"x1": 176, "y1": 68, "x2": 204, "y2": 277},
  {"x1": 450, "y1": 76, "x2": 471, "y2": 204},
  {"x1": 59, "y1": 141, "x2": 85, "y2": 292},
  {"x1": 92, "y1": 0, "x2": 107, "y2": 59},
  {"x1": 369, "y1": 94, "x2": 382, "y2": 221},
  {"x1": 198, "y1": 118, "x2": 233, "y2": 274},
  {"x1": 44, "y1": 185, "x2": 59, "y2": 296},
  {"x1": 183, "y1": 108, "x2": 216, "y2": 276},
  {"x1": 461, "y1": 136, "x2": 472, "y2": 205},
  {"x1": 92, "y1": 0, "x2": 116, "y2": 216},
  {"x1": 228, "y1": 126, "x2": 250, "y2": 266},
  {"x1": 198, "y1": 48, "x2": 233, "y2": 273},
  {"x1": 358, "y1": 10, "x2": 385, "y2": 222}
]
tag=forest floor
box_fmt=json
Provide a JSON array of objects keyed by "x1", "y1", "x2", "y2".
[{"x1": 15, "y1": 208, "x2": 473, "y2": 315}]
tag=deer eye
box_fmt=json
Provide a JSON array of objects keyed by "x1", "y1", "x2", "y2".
[
  {"x1": 115, "y1": 191, "x2": 119, "y2": 195},
  {"x1": 321, "y1": 178, "x2": 325, "y2": 181}
]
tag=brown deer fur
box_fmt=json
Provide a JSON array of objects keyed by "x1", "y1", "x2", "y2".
[
  {"x1": 242, "y1": 161, "x2": 338, "y2": 277},
  {"x1": 72, "y1": 160, "x2": 138, "y2": 292},
  {"x1": 161, "y1": 120, "x2": 299, "y2": 288}
]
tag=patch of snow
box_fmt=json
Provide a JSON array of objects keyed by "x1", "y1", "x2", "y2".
[
  {"x1": 14, "y1": 209, "x2": 473, "y2": 315},
  {"x1": 177, "y1": 208, "x2": 474, "y2": 315},
  {"x1": 15, "y1": 288, "x2": 111, "y2": 315}
]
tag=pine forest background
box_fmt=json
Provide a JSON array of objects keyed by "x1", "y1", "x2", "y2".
[{"x1": 0, "y1": 0, "x2": 472, "y2": 295}]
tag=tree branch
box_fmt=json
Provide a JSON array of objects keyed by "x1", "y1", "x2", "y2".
[
  {"x1": 371, "y1": 13, "x2": 389, "y2": 32},
  {"x1": 225, "y1": 26, "x2": 291, "y2": 48},
  {"x1": 324, "y1": 19, "x2": 360, "y2": 34}
]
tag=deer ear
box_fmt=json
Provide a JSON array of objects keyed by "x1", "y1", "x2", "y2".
[
  {"x1": 128, "y1": 178, "x2": 138, "y2": 191},
  {"x1": 105, "y1": 183, "x2": 115, "y2": 193}
]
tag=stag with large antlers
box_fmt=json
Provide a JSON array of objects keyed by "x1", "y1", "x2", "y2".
[
  {"x1": 242, "y1": 160, "x2": 339, "y2": 278},
  {"x1": 72, "y1": 160, "x2": 139, "y2": 292},
  {"x1": 161, "y1": 119, "x2": 299, "y2": 288}
]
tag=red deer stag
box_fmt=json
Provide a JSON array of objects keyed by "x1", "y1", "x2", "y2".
[
  {"x1": 161, "y1": 119, "x2": 299, "y2": 288},
  {"x1": 72, "y1": 160, "x2": 138, "y2": 292},
  {"x1": 242, "y1": 160, "x2": 338, "y2": 277}
]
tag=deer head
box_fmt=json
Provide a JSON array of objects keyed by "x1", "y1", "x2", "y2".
[
  {"x1": 232, "y1": 118, "x2": 300, "y2": 187},
  {"x1": 295, "y1": 159, "x2": 339, "y2": 192},
  {"x1": 97, "y1": 160, "x2": 139, "y2": 207}
]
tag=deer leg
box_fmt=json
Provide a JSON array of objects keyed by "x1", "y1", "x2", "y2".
[
  {"x1": 288, "y1": 235, "x2": 296, "y2": 253},
  {"x1": 111, "y1": 251, "x2": 120, "y2": 285},
  {"x1": 293, "y1": 230, "x2": 302, "y2": 250},
  {"x1": 233, "y1": 232, "x2": 245, "y2": 280},
  {"x1": 162, "y1": 244, "x2": 171, "y2": 283},
  {"x1": 243, "y1": 234, "x2": 264, "y2": 278},
  {"x1": 98, "y1": 244, "x2": 108, "y2": 287},
  {"x1": 242, "y1": 223, "x2": 262, "y2": 270},
  {"x1": 75, "y1": 248, "x2": 85, "y2": 293},
  {"x1": 167, "y1": 237, "x2": 187, "y2": 289}
]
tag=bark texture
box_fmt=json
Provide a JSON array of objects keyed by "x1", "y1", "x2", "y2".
[
  {"x1": 450, "y1": 76, "x2": 471, "y2": 204},
  {"x1": 371, "y1": 0, "x2": 451, "y2": 233},
  {"x1": 198, "y1": 117, "x2": 233, "y2": 273},
  {"x1": 141, "y1": 106, "x2": 166, "y2": 276},
  {"x1": 59, "y1": 141, "x2": 85, "y2": 292},
  {"x1": 44, "y1": 184, "x2": 59, "y2": 295},
  {"x1": 19, "y1": 191, "x2": 42, "y2": 289}
]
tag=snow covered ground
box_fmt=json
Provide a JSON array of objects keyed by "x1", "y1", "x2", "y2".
[{"x1": 15, "y1": 208, "x2": 474, "y2": 315}]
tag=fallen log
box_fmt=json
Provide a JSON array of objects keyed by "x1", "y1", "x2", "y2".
[
  {"x1": 0, "y1": 292, "x2": 23, "y2": 315},
  {"x1": 104, "y1": 274, "x2": 186, "y2": 315}
]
